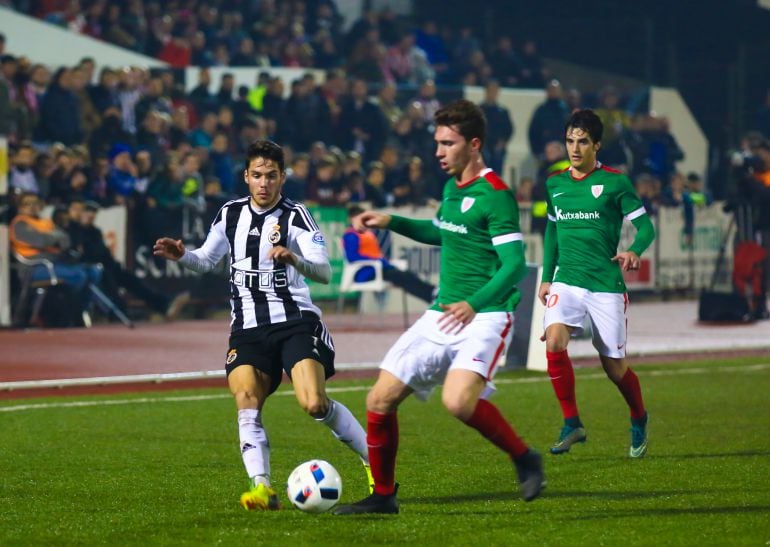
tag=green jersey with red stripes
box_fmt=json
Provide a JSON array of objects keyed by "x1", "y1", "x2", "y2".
[
  {"x1": 433, "y1": 168, "x2": 524, "y2": 311},
  {"x1": 544, "y1": 163, "x2": 649, "y2": 293}
]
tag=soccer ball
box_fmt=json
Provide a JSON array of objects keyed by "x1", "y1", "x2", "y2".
[{"x1": 286, "y1": 460, "x2": 342, "y2": 513}]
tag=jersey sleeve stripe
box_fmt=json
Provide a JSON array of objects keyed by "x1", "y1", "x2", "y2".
[
  {"x1": 292, "y1": 203, "x2": 320, "y2": 231},
  {"x1": 625, "y1": 206, "x2": 647, "y2": 221},
  {"x1": 492, "y1": 233, "x2": 524, "y2": 246}
]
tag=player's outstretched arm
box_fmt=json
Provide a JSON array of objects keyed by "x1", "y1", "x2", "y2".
[
  {"x1": 353, "y1": 211, "x2": 391, "y2": 231},
  {"x1": 153, "y1": 237, "x2": 186, "y2": 261}
]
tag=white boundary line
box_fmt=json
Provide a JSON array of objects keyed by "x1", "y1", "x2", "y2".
[
  {"x1": 1, "y1": 363, "x2": 768, "y2": 413},
  {"x1": 0, "y1": 362, "x2": 383, "y2": 392}
]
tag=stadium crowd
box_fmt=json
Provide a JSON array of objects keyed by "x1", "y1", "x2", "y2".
[{"x1": 1, "y1": 1, "x2": 736, "y2": 324}]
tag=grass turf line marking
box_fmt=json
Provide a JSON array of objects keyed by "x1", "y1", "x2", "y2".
[{"x1": 1, "y1": 363, "x2": 768, "y2": 414}]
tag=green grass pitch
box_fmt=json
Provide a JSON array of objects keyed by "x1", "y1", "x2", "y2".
[{"x1": 2, "y1": 356, "x2": 769, "y2": 546}]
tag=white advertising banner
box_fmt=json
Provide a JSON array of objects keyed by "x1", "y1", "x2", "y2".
[
  {"x1": 655, "y1": 202, "x2": 733, "y2": 291},
  {"x1": 95, "y1": 206, "x2": 128, "y2": 266}
]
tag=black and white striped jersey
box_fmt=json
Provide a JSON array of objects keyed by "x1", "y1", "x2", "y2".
[{"x1": 179, "y1": 196, "x2": 329, "y2": 334}]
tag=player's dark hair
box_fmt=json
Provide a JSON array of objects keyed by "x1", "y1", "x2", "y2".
[
  {"x1": 245, "y1": 140, "x2": 285, "y2": 173},
  {"x1": 566, "y1": 109, "x2": 604, "y2": 144},
  {"x1": 435, "y1": 99, "x2": 486, "y2": 147}
]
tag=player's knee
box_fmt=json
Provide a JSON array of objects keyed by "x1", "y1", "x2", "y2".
[
  {"x1": 366, "y1": 388, "x2": 395, "y2": 413},
  {"x1": 299, "y1": 394, "x2": 328, "y2": 418},
  {"x1": 545, "y1": 332, "x2": 568, "y2": 352},
  {"x1": 441, "y1": 392, "x2": 475, "y2": 421},
  {"x1": 233, "y1": 389, "x2": 260, "y2": 408}
]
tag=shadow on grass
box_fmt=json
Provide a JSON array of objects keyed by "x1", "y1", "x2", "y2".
[{"x1": 403, "y1": 491, "x2": 521, "y2": 504}]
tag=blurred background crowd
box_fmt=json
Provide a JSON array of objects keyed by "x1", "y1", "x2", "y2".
[{"x1": 1, "y1": 0, "x2": 769, "y2": 325}]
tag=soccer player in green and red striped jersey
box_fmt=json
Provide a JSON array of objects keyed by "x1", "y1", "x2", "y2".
[
  {"x1": 335, "y1": 99, "x2": 545, "y2": 515},
  {"x1": 538, "y1": 109, "x2": 655, "y2": 458}
]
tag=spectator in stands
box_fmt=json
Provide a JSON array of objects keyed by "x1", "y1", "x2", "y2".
[
  {"x1": 479, "y1": 79, "x2": 514, "y2": 176},
  {"x1": 519, "y1": 39, "x2": 548, "y2": 88},
  {"x1": 89, "y1": 105, "x2": 135, "y2": 163},
  {"x1": 87, "y1": 155, "x2": 112, "y2": 206},
  {"x1": 335, "y1": 78, "x2": 388, "y2": 164},
  {"x1": 363, "y1": 160, "x2": 389, "y2": 208},
  {"x1": 415, "y1": 19, "x2": 450, "y2": 81},
  {"x1": 188, "y1": 111, "x2": 217, "y2": 150},
  {"x1": 35, "y1": 66, "x2": 83, "y2": 145},
  {"x1": 9, "y1": 143, "x2": 40, "y2": 196},
  {"x1": 487, "y1": 36, "x2": 523, "y2": 88},
  {"x1": 375, "y1": 81, "x2": 402, "y2": 130},
  {"x1": 284, "y1": 153, "x2": 310, "y2": 202},
  {"x1": 70, "y1": 65, "x2": 101, "y2": 139},
  {"x1": 343, "y1": 204, "x2": 436, "y2": 303},
  {"x1": 47, "y1": 147, "x2": 89, "y2": 205},
  {"x1": 216, "y1": 72, "x2": 236, "y2": 108},
  {"x1": 626, "y1": 113, "x2": 685, "y2": 185},
  {"x1": 117, "y1": 66, "x2": 144, "y2": 134},
  {"x1": 661, "y1": 171, "x2": 695, "y2": 246},
  {"x1": 595, "y1": 85, "x2": 631, "y2": 168},
  {"x1": 107, "y1": 143, "x2": 139, "y2": 205},
  {"x1": 284, "y1": 76, "x2": 331, "y2": 152},
  {"x1": 9, "y1": 192, "x2": 101, "y2": 326},
  {"x1": 88, "y1": 67, "x2": 120, "y2": 114},
  {"x1": 134, "y1": 76, "x2": 172, "y2": 128},
  {"x1": 0, "y1": 54, "x2": 14, "y2": 141},
  {"x1": 528, "y1": 79, "x2": 571, "y2": 160},
  {"x1": 260, "y1": 77, "x2": 286, "y2": 138},
  {"x1": 307, "y1": 153, "x2": 343, "y2": 206},
  {"x1": 531, "y1": 141, "x2": 569, "y2": 237},
  {"x1": 210, "y1": 132, "x2": 236, "y2": 196},
  {"x1": 145, "y1": 153, "x2": 186, "y2": 241},
  {"x1": 67, "y1": 199, "x2": 190, "y2": 320},
  {"x1": 686, "y1": 172, "x2": 713, "y2": 207},
  {"x1": 188, "y1": 67, "x2": 214, "y2": 116},
  {"x1": 635, "y1": 172, "x2": 662, "y2": 217},
  {"x1": 384, "y1": 33, "x2": 435, "y2": 85}
]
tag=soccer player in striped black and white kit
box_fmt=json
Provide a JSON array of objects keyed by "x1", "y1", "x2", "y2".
[{"x1": 153, "y1": 140, "x2": 370, "y2": 510}]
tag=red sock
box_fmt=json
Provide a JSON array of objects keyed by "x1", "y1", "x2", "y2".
[
  {"x1": 547, "y1": 350, "x2": 579, "y2": 419},
  {"x1": 366, "y1": 410, "x2": 398, "y2": 495},
  {"x1": 617, "y1": 369, "x2": 646, "y2": 419},
  {"x1": 464, "y1": 399, "x2": 528, "y2": 459}
]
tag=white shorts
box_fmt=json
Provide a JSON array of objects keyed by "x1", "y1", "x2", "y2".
[
  {"x1": 543, "y1": 282, "x2": 629, "y2": 358},
  {"x1": 381, "y1": 310, "x2": 513, "y2": 401}
]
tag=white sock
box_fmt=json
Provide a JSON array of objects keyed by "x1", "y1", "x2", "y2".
[
  {"x1": 238, "y1": 408, "x2": 271, "y2": 485},
  {"x1": 316, "y1": 399, "x2": 369, "y2": 464}
]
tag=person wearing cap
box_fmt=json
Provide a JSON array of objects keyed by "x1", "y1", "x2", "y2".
[{"x1": 67, "y1": 199, "x2": 190, "y2": 320}]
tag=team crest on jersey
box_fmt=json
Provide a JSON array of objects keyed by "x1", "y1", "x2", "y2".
[
  {"x1": 268, "y1": 224, "x2": 281, "y2": 244},
  {"x1": 226, "y1": 349, "x2": 237, "y2": 365},
  {"x1": 460, "y1": 197, "x2": 475, "y2": 213},
  {"x1": 591, "y1": 185, "x2": 604, "y2": 198}
]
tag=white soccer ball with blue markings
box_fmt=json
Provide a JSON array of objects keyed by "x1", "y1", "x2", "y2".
[{"x1": 286, "y1": 460, "x2": 342, "y2": 513}]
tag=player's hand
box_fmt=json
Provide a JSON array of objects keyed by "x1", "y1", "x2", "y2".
[
  {"x1": 352, "y1": 211, "x2": 391, "y2": 232},
  {"x1": 153, "y1": 237, "x2": 185, "y2": 261},
  {"x1": 612, "y1": 251, "x2": 641, "y2": 272},
  {"x1": 268, "y1": 245, "x2": 297, "y2": 266},
  {"x1": 537, "y1": 282, "x2": 552, "y2": 306},
  {"x1": 437, "y1": 301, "x2": 476, "y2": 335}
]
